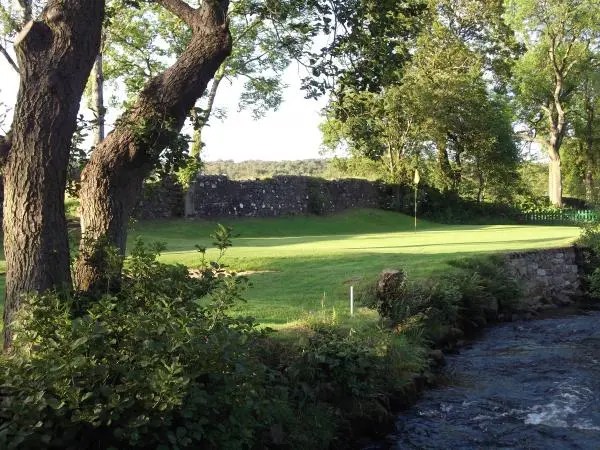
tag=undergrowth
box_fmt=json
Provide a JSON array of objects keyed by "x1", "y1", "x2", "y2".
[
  {"x1": 0, "y1": 227, "x2": 427, "y2": 449},
  {"x1": 358, "y1": 255, "x2": 522, "y2": 344}
]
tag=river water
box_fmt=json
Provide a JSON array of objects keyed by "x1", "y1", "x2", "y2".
[{"x1": 384, "y1": 311, "x2": 600, "y2": 449}]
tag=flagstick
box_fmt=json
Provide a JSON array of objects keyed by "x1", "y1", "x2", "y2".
[
  {"x1": 414, "y1": 184, "x2": 417, "y2": 231},
  {"x1": 413, "y1": 168, "x2": 419, "y2": 231}
]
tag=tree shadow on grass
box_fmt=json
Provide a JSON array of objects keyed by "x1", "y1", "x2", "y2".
[{"x1": 343, "y1": 237, "x2": 567, "y2": 251}]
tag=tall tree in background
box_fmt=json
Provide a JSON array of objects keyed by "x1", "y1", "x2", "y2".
[
  {"x1": 320, "y1": 2, "x2": 521, "y2": 199},
  {"x1": 560, "y1": 52, "x2": 600, "y2": 203},
  {"x1": 573, "y1": 55, "x2": 600, "y2": 202},
  {"x1": 320, "y1": 86, "x2": 421, "y2": 183},
  {"x1": 314, "y1": 0, "x2": 428, "y2": 182},
  {"x1": 505, "y1": 0, "x2": 600, "y2": 207},
  {"x1": 302, "y1": 0, "x2": 428, "y2": 98},
  {"x1": 433, "y1": 0, "x2": 521, "y2": 92}
]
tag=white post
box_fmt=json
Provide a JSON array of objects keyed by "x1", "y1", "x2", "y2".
[{"x1": 350, "y1": 286, "x2": 354, "y2": 317}]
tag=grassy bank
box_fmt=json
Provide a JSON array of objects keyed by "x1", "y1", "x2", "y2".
[
  {"x1": 0, "y1": 209, "x2": 579, "y2": 331},
  {"x1": 128, "y1": 209, "x2": 578, "y2": 328}
]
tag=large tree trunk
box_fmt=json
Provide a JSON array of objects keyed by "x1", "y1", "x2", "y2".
[
  {"x1": 436, "y1": 142, "x2": 454, "y2": 193},
  {"x1": 75, "y1": 0, "x2": 231, "y2": 295},
  {"x1": 545, "y1": 55, "x2": 566, "y2": 207},
  {"x1": 3, "y1": 1, "x2": 104, "y2": 348},
  {"x1": 547, "y1": 100, "x2": 564, "y2": 207},
  {"x1": 548, "y1": 151, "x2": 562, "y2": 208}
]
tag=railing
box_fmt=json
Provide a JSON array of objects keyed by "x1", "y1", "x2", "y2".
[{"x1": 518, "y1": 209, "x2": 598, "y2": 225}]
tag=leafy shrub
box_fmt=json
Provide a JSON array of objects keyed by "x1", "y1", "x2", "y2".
[
  {"x1": 282, "y1": 318, "x2": 426, "y2": 442},
  {"x1": 0, "y1": 237, "x2": 295, "y2": 449},
  {"x1": 361, "y1": 256, "x2": 522, "y2": 342},
  {"x1": 358, "y1": 269, "x2": 408, "y2": 318},
  {"x1": 449, "y1": 256, "x2": 521, "y2": 312},
  {"x1": 358, "y1": 273, "x2": 460, "y2": 333},
  {"x1": 580, "y1": 221, "x2": 600, "y2": 253},
  {"x1": 578, "y1": 221, "x2": 600, "y2": 298}
]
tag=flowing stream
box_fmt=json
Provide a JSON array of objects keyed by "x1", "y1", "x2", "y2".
[{"x1": 382, "y1": 311, "x2": 600, "y2": 449}]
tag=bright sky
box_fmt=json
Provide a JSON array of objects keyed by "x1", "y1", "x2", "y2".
[
  {"x1": 202, "y1": 64, "x2": 330, "y2": 162},
  {"x1": 0, "y1": 57, "x2": 329, "y2": 162}
]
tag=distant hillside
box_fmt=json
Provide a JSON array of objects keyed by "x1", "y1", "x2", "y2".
[{"x1": 201, "y1": 159, "x2": 334, "y2": 180}]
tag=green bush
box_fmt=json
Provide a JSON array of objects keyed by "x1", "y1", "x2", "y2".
[
  {"x1": 448, "y1": 256, "x2": 521, "y2": 313},
  {"x1": 282, "y1": 319, "x2": 426, "y2": 442},
  {"x1": 0, "y1": 238, "x2": 298, "y2": 449},
  {"x1": 358, "y1": 273, "x2": 459, "y2": 331},
  {"x1": 578, "y1": 221, "x2": 600, "y2": 298},
  {"x1": 361, "y1": 255, "x2": 522, "y2": 342},
  {"x1": 357, "y1": 269, "x2": 408, "y2": 319}
]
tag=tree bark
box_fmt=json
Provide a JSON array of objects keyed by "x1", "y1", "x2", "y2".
[
  {"x1": 547, "y1": 151, "x2": 562, "y2": 207},
  {"x1": 476, "y1": 168, "x2": 485, "y2": 203},
  {"x1": 545, "y1": 43, "x2": 567, "y2": 207},
  {"x1": 436, "y1": 142, "x2": 454, "y2": 193},
  {"x1": 3, "y1": 1, "x2": 104, "y2": 348},
  {"x1": 91, "y1": 52, "x2": 106, "y2": 145},
  {"x1": 583, "y1": 79, "x2": 596, "y2": 204},
  {"x1": 585, "y1": 167, "x2": 594, "y2": 203},
  {"x1": 546, "y1": 111, "x2": 565, "y2": 207},
  {"x1": 75, "y1": 0, "x2": 231, "y2": 295}
]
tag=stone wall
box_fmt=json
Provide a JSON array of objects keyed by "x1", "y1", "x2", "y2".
[
  {"x1": 135, "y1": 174, "x2": 519, "y2": 221},
  {"x1": 136, "y1": 175, "x2": 185, "y2": 220},
  {"x1": 184, "y1": 175, "x2": 383, "y2": 218},
  {"x1": 504, "y1": 247, "x2": 584, "y2": 313}
]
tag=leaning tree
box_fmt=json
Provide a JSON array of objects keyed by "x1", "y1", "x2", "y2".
[
  {"x1": 1, "y1": 0, "x2": 376, "y2": 346},
  {"x1": 0, "y1": 0, "x2": 233, "y2": 347}
]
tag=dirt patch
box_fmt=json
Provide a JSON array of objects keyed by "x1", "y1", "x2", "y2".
[
  {"x1": 188, "y1": 268, "x2": 278, "y2": 278},
  {"x1": 237, "y1": 270, "x2": 279, "y2": 276}
]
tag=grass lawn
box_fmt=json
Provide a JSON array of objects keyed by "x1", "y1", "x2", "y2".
[
  {"x1": 126, "y1": 209, "x2": 579, "y2": 329},
  {"x1": 0, "y1": 209, "x2": 580, "y2": 331}
]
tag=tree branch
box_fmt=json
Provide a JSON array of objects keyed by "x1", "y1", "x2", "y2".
[
  {"x1": 515, "y1": 130, "x2": 547, "y2": 146},
  {"x1": 17, "y1": 0, "x2": 32, "y2": 25},
  {"x1": 155, "y1": 0, "x2": 196, "y2": 25},
  {"x1": 0, "y1": 42, "x2": 19, "y2": 73}
]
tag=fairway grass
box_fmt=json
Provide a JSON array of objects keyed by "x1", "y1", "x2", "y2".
[{"x1": 127, "y1": 209, "x2": 579, "y2": 329}]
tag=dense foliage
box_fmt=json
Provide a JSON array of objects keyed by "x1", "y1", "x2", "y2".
[
  {"x1": 314, "y1": 0, "x2": 600, "y2": 208},
  {"x1": 318, "y1": 0, "x2": 524, "y2": 203},
  {"x1": 578, "y1": 222, "x2": 600, "y2": 299},
  {"x1": 202, "y1": 158, "x2": 333, "y2": 179},
  {"x1": 0, "y1": 239, "x2": 273, "y2": 449},
  {"x1": 359, "y1": 255, "x2": 522, "y2": 343},
  {"x1": 0, "y1": 233, "x2": 429, "y2": 448}
]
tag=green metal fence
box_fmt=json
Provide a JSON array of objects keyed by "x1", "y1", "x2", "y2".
[{"x1": 518, "y1": 209, "x2": 598, "y2": 225}]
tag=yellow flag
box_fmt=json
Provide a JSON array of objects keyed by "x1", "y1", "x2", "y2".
[{"x1": 413, "y1": 169, "x2": 420, "y2": 185}]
